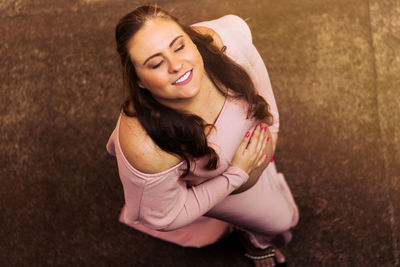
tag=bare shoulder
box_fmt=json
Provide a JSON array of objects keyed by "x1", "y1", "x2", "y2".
[
  {"x1": 192, "y1": 26, "x2": 224, "y2": 50},
  {"x1": 119, "y1": 114, "x2": 182, "y2": 174}
]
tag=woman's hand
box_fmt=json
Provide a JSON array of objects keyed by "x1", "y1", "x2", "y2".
[
  {"x1": 231, "y1": 123, "x2": 274, "y2": 194},
  {"x1": 231, "y1": 123, "x2": 271, "y2": 175}
]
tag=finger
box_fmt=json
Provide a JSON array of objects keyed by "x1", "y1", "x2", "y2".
[
  {"x1": 247, "y1": 125, "x2": 267, "y2": 166},
  {"x1": 257, "y1": 126, "x2": 267, "y2": 151},
  {"x1": 254, "y1": 127, "x2": 268, "y2": 162},
  {"x1": 262, "y1": 126, "x2": 272, "y2": 152},
  {"x1": 238, "y1": 130, "x2": 252, "y2": 152},
  {"x1": 247, "y1": 123, "x2": 262, "y2": 150}
]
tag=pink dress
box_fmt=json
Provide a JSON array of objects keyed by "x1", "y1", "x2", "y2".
[{"x1": 106, "y1": 15, "x2": 299, "y2": 249}]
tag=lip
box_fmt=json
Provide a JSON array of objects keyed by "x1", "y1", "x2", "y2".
[{"x1": 172, "y1": 70, "x2": 193, "y2": 86}]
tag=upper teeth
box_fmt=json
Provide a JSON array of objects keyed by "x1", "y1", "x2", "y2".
[{"x1": 174, "y1": 71, "x2": 191, "y2": 84}]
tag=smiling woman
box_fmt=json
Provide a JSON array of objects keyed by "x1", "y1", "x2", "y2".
[
  {"x1": 107, "y1": 5, "x2": 299, "y2": 267},
  {"x1": 127, "y1": 18, "x2": 205, "y2": 107}
]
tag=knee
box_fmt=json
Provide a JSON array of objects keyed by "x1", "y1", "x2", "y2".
[
  {"x1": 275, "y1": 204, "x2": 299, "y2": 233},
  {"x1": 291, "y1": 204, "x2": 300, "y2": 228}
]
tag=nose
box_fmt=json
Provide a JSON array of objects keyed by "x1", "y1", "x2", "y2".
[{"x1": 168, "y1": 56, "x2": 183, "y2": 74}]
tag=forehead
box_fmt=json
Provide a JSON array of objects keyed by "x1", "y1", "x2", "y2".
[{"x1": 127, "y1": 18, "x2": 185, "y2": 65}]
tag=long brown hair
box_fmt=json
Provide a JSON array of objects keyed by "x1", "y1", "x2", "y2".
[{"x1": 115, "y1": 5, "x2": 272, "y2": 177}]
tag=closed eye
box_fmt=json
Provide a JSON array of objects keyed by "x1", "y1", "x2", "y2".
[
  {"x1": 151, "y1": 61, "x2": 163, "y2": 69},
  {"x1": 175, "y1": 44, "x2": 184, "y2": 52},
  {"x1": 150, "y1": 45, "x2": 183, "y2": 69},
  {"x1": 143, "y1": 35, "x2": 184, "y2": 67}
]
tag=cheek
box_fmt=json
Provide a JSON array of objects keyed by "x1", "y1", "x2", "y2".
[
  {"x1": 138, "y1": 71, "x2": 168, "y2": 90},
  {"x1": 193, "y1": 46, "x2": 203, "y2": 63},
  {"x1": 197, "y1": 53, "x2": 204, "y2": 68},
  {"x1": 195, "y1": 54, "x2": 205, "y2": 76},
  {"x1": 184, "y1": 42, "x2": 202, "y2": 63}
]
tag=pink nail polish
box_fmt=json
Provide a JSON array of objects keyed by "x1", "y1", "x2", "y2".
[
  {"x1": 259, "y1": 123, "x2": 262, "y2": 128},
  {"x1": 270, "y1": 157, "x2": 274, "y2": 162},
  {"x1": 245, "y1": 131, "x2": 250, "y2": 138},
  {"x1": 264, "y1": 127, "x2": 267, "y2": 132},
  {"x1": 265, "y1": 155, "x2": 268, "y2": 159},
  {"x1": 267, "y1": 136, "x2": 270, "y2": 142}
]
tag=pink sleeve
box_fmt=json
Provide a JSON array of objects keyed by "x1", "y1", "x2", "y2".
[
  {"x1": 246, "y1": 43, "x2": 280, "y2": 132},
  {"x1": 108, "y1": 15, "x2": 271, "y2": 233},
  {"x1": 139, "y1": 166, "x2": 248, "y2": 231},
  {"x1": 193, "y1": 15, "x2": 280, "y2": 132},
  {"x1": 108, "y1": 127, "x2": 249, "y2": 232}
]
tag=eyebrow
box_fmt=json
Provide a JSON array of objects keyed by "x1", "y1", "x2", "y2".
[{"x1": 142, "y1": 35, "x2": 184, "y2": 66}]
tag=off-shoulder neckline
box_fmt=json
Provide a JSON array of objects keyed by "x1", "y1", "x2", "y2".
[{"x1": 116, "y1": 94, "x2": 231, "y2": 177}]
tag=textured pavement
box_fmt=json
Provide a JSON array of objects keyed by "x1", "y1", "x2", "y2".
[{"x1": 1, "y1": 0, "x2": 399, "y2": 266}]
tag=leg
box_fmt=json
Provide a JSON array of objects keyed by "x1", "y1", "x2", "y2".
[
  {"x1": 206, "y1": 163, "x2": 299, "y2": 238},
  {"x1": 206, "y1": 163, "x2": 299, "y2": 265}
]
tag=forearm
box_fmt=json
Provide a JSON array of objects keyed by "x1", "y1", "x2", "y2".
[{"x1": 144, "y1": 166, "x2": 249, "y2": 231}]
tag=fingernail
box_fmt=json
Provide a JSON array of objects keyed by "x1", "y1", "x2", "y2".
[
  {"x1": 260, "y1": 123, "x2": 262, "y2": 128},
  {"x1": 245, "y1": 131, "x2": 250, "y2": 138},
  {"x1": 270, "y1": 157, "x2": 274, "y2": 162},
  {"x1": 264, "y1": 127, "x2": 267, "y2": 132},
  {"x1": 265, "y1": 155, "x2": 268, "y2": 159},
  {"x1": 267, "y1": 136, "x2": 270, "y2": 142}
]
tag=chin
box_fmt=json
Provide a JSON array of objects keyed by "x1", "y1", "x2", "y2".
[{"x1": 183, "y1": 86, "x2": 201, "y2": 99}]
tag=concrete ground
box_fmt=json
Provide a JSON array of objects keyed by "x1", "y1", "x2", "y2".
[{"x1": 1, "y1": 0, "x2": 399, "y2": 266}]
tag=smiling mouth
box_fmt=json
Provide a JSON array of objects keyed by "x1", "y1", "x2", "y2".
[{"x1": 172, "y1": 70, "x2": 192, "y2": 85}]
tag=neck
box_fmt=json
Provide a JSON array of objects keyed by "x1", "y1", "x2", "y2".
[{"x1": 186, "y1": 76, "x2": 227, "y2": 125}]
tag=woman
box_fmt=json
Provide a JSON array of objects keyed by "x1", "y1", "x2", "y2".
[{"x1": 107, "y1": 5, "x2": 299, "y2": 267}]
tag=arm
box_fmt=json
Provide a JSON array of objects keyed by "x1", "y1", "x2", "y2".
[
  {"x1": 193, "y1": 15, "x2": 280, "y2": 152},
  {"x1": 246, "y1": 42, "x2": 279, "y2": 153},
  {"x1": 229, "y1": 16, "x2": 280, "y2": 152},
  {"x1": 138, "y1": 165, "x2": 249, "y2": 231},
  {"x1": 159, "y1": 124, "x2": 269, "y2": 230},
  {"x1": 118, "y1": 114, "x2": 270, "y2": 231}
]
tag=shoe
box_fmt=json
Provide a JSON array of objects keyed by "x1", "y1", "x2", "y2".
[{"x1": 244, "y1": 247, "x2": 287, "y2": 266}]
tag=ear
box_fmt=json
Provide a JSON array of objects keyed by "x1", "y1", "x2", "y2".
[{"x1": 137, "y1": 81, "x2": 145, "y2": 89}]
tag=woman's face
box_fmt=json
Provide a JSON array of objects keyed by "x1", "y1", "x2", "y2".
[{"x1": 127, "y1": 18, "x2": 205, "y2": 108}]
